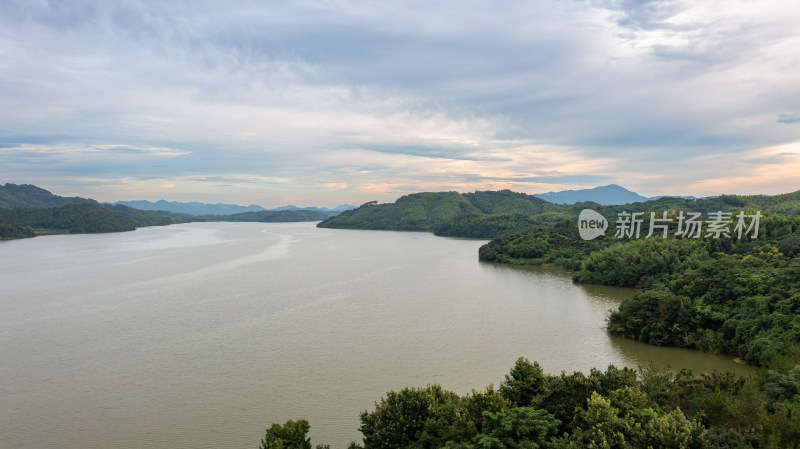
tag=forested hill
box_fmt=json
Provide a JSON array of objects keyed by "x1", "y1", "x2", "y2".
[
  {"x1": 0, "y1": 183, "x2": 93, "y2": 209},
  {"x1": 317, "y1": 190, "x2": 566, "y2": 231},
  {"x1": 0, "y1": 203, "x2": 195, "y2": 235}
]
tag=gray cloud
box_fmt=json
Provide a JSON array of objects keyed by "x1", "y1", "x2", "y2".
[
  {"x1": 778, "y1": 113, "x2": 800, "y2": 124},
  {"x1": 475, "y1": 174, "x2": 615, "y2": 185}
]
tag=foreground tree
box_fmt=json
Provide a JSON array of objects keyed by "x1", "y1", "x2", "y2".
[
  {"x1": 499, "y1": 357, "x2": 548, "y2": 407},
  {"x1": 359, "y1": 384, "x2": 458, "y2": 449},
  {"x1": 259, "y1": 419, "x2": 312, "y2": 449}
]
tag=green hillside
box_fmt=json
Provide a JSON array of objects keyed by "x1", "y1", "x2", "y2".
[
  {"x1": 318, "y1": 190, "x2": 563, "y2": 232},
  {"x1": 434, "y1": 212, "x2": 567, "y2": 238},
  {"x1": 318, "y1": 192, "x2": 475, "y2": 231},
  {"x1": 728, "y1": 190, "x2": 800, "y2": 215},
  {"x1": 0, "y1": 203, "x2": 138, "y2": 233}
]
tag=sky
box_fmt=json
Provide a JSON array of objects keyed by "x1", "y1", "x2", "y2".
[{"x1": 1, "y1": 0, "x2": 799, "y2": 208}]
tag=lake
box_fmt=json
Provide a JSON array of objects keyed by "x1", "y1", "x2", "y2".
[{"x1": 0, "y1": 222, "x2": 753, "y2": 449}]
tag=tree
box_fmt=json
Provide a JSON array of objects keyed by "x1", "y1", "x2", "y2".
[
  {"x1": 499, "y1": 357, "x2": 548, "y2": 407},
  {"x1": 359, "y1": 384, "x2": 458, "y2": 449},
  {"x1": 475, "y1": 407, "x2": 559, "y2": 449}
]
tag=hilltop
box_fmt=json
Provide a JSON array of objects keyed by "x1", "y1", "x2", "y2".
[{"x1": 0, "y1": 183, "x2": 93, "y2": 209}]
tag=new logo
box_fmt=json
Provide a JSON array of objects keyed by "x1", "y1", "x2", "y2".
[{"x1": 578, "y1": 209, "x2": 608, "y2": 240}]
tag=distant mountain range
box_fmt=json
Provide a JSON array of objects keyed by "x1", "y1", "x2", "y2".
[
  {"x1": 112, "y1": 200, "x2": 356, "y2": 216},
  {"x1": 113, "y1": 200, "x2": 264, "y2": 215},
  {"x1": 534, "y1": 184, "x2": 696, "y2": 205}
]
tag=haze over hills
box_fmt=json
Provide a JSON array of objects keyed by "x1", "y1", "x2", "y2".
[
  {"x1": 534, "y1": 184, "x2": 642, "y2": 205},
  {"x1": 113, "y1": 200, "x2": 265, "y2": 215},
  {"x1": 533, "y1": 184, "x2": 700, "y2": 205},
  {"x1": 113, "y1": 199, "x2": 356, "y2": 216}
]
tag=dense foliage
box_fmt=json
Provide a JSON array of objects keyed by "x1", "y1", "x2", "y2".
[
  {"x1": 434, "y1": 213, "x2": 570, "y2": 238},
  {"x1": 478, "y1": 220, "x2": 613, "y2": 270},
  {"x1": 0, "y1": 203, "x2": 138, "y2": 233},
  {"x1": 259, "y1": 419, "x2": 313, "y2": 449},
  {"x1": 261, "y1": 357, "x2": 800, "y2": 448},
  {"x1": 0, "y1": 218, "x2": 35, "y2": 239},
  {"x1": 572, "y1": 238, "x2": 710, "y2": 287},
  {"x1": 608, "y1": 253, "x2": 800, "y2": 365}
]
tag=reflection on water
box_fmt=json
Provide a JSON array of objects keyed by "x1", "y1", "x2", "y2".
[
  {"x1": 476, "y1": 262, "x2": 752, "y2": 375},
  {"x1": 0, "y1": 223, "x2": 753, "y2": 449}
]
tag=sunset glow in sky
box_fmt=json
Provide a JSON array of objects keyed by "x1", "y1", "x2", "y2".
[{"x1": 2, "y1": 0, "x2": 799, "y2": 207}]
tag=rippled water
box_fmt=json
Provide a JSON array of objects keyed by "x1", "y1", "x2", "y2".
[{"x1": 0, "y1": 222, "x2": 752, "y2": 449}]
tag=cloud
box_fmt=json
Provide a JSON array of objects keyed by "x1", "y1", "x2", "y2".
[
  {"x1": 778, "y1": 113, "x2": 800, "y2": 124},
  {"x1": 607, "y1": 0, "x2": 687, "y2": 31},
  {"x1": 0, "y1": 143, "x2": 190, "y2": 163}
]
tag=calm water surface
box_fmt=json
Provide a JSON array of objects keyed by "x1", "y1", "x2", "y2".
[{"x1": 0, "y1": 223, "x2": 753, "y2": 449}]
